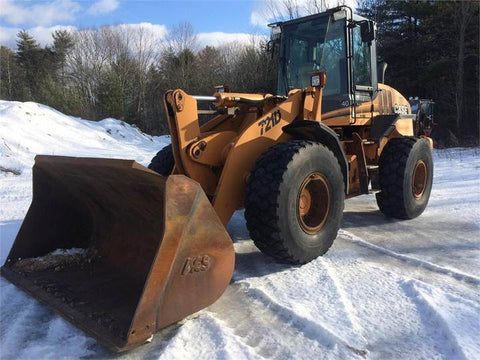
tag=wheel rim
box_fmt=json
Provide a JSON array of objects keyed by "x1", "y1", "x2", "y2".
[
  {"x1": 412, "y1": 160, "x2": 427, "y2": 199},
  {"x1": 297, "y1": 172, "x2": 331, "y2": 235}
]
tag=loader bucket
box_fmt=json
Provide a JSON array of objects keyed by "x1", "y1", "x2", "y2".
[{"x1": 1, "y1": 155, "x2": 234, "y2": 352}]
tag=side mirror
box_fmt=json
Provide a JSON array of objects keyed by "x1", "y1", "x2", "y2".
[
  {"x1": 360, "y1": 21, "x2": 375, "y2": 43},
  {"x1": 266, "y1": 40, "x2": 278, "y2": 59},
  {"x1": 267, "y1": 40, "x2": 275, "y2": 53}
]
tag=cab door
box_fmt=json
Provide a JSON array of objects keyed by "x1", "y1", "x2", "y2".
[{"x1": 351, "y1": 24, "x2": 378, "y2": 124}]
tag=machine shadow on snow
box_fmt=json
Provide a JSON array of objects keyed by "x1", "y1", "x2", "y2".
[
  {"x1": 341, "y1": 207, "x2": 440, "y2": 230},
  {"x1": 342, "y1": 208, "x2": 398, "y2": 228},
  {"x1": 233, "y1": 251, "x2": 296, "y2": 282},
  {"x1": 342, "y1": 207, "x2": 479, "y2": 236},
  {"x1": 227, "y1": 212, "x2": 297, "y2": 281}
]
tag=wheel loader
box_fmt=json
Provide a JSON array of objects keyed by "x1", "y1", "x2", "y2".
[{"x1": 1, "y1": 6, "x2": 433, "y2": 352}]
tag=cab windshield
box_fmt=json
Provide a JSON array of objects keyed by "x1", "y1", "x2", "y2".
[{"x1": 278, "y1": 15, "x2": 347, "y2": 97}]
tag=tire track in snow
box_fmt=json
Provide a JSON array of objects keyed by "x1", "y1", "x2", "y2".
[
  {"x1": 207, "y1": 284, "x2": 306, "y2": 359},
  {"x1": 154, "y1": 315, "x2": 261, "y2": 360},
  {"x1": 339, "y1": 229, "x2": 480, "y2": 286},
  {"x1": 243, "y1": 284, "x2": 369, "y2": 357},
  {"x1": 201, "y1": 315, "x2": 264, "y2": 360},
  {"x1": 319, "y1": 258, "x2": 367, "y2": 345},
  {"x1": 207, "y1": 283, "x2": 368, "y2": 359},
  {"x1": 399, "y1": 279, "x2": 479, "y2": 360}
]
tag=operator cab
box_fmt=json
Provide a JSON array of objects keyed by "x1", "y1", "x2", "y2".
[{"x1": 270, "y1": 7, "x2": 378, "y2": 116}]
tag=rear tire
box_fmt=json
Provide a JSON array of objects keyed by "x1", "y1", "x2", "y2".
[
  {"x1": 245, "y1": 140, "x2": 345, "y2": 264},
  {"x1": 376, "y1": 137, "x2": 433, "y2": 219},
  {"x1": 148, "y1": 145, "x2": 174, "y2": 176}
]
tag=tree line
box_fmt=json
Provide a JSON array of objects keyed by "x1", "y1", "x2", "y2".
[
  {"x1": 0, "y1": 23, "x2": 276, "y2": 134},
  {"x1": 0, "y1": 1, "x2": 478, "y2": 145},
  {"x1": 358, "y1": 0, "x2": 479, "y2": 146}
]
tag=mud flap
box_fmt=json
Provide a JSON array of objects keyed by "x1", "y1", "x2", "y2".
[{"x1": 1, "y1": 155, "x2": 234, "y2": 352}]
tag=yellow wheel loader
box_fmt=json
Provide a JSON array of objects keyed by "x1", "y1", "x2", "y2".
[{"x1": 1, "y1": 6, "x2": 433, "y2": 352}]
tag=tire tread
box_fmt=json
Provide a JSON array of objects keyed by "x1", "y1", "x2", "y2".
[
  {"x1": 148, "y1": 145, "x2": 175, "y2": 176},
  {"x1": 376, "y1": 137, "x2": 418, "y2": 218},
  {"x1": 245, "y1": 140, "x2": 343, "y2": 264}
]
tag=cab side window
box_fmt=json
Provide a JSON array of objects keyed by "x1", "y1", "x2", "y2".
[{"x1": 353, "y1": 26, "x2": 372, "y2": 87}]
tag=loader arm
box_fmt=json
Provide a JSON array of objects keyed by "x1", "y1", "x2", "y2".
[{"x1": 164, "y1": 88, "x2": 321, "y2": 225}]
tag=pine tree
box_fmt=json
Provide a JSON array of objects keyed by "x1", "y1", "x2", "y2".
[
  {"x1": 357, "y1": 0, "x2": 479, "y2": 146},
  {"x1": 15, "y1": 30, "x2": 42, "y2": 99},
  {"x1": 52, "y1": 30, "x2": 74, "y2": 87}
]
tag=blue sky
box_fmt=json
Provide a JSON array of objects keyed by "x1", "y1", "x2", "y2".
[
  {"x1": 0, "y1": 0, "x2": 272, "y2": 48},
  {"x1": 0, "y1": 0, "x2": 356, "y2": 48},
  {"x1": 75, "y1": 1, "x2": 259, "y2": 33}
]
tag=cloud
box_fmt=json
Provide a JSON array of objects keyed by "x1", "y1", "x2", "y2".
[
  {"x1": 112, "y1": 23, "x2": 168, "y2": 41},
  {"x1": 0, "y1": 26, "x2": 18, "y2": 48},
  {"x1": 1, "y1": 24, "x2": 263, "y2": 52},
  {"x1": 250, "y1": 11, "x2": 269, "y2": 28},
  {"x1": 0, "y1": 25, "x2": 78, "y2": 48},
  {"x1": 197, "y1": 32, "x2": 267, "y2": 48},
  {"x1": 30, "y1": 25, "x2": 78, "y2": 45},
  {"x1": 0, "y1": 23, "x2": 167, "y2": 49},
  {"x1": 250, "y1": 0, "x2": 358, "y2": 27},
  {"x1": 87, "y1": 0, "x2": 120, "y2": 15},
  {"x1": 0, "y1": 0, "x2": 81, "y2": 27}
]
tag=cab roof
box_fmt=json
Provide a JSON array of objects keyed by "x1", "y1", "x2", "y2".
[{"x1": 268, "y1": 7, "x2": 370, "y2": 28}]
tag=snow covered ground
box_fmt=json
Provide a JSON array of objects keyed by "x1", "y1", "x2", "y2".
[{"x1": 0, "y1": 100, "x2": 479, "y2": 359}]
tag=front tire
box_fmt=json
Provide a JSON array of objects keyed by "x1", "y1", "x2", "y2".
[
  {"x1": 245, "y1": 140, "x2": 345, "y2": 264},
  {"x1": 148, "y1": 145, "x2": 174, "y2": 176},
  {"x1": 376, "y1": 137, "x2": 433, "y2": 219}
]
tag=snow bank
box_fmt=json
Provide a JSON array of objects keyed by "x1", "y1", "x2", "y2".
[
  {"x1": 0, "y1": 101, "x2": 479, "y2": 359},
  {"x1": 0, "y1": 100, "x2": 169, "y2": 176},
  {"x1": 0, "y1": 100, "x2": 169, "y2": 222}
]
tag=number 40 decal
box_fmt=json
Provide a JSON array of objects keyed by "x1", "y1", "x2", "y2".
[{"x1": 258, "y1": 110, "x2": 281, "y2": 135}]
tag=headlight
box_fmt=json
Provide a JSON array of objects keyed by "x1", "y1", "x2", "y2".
[{"x1": 311, "y1": 75, "x2": 321, "y2": 87}]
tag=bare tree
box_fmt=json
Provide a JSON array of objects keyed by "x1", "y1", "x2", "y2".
[
  {"x1": 262, "y1": 0, "x2": 352, "y2": 21},
  {"x1": 166, "y1": 22, "x2": 198, "y2": 54},
  {"x1": 260, "y1": 0, "x2": 302, "y2": 23},
  {"x1": 0, "y1": 47, "x2": 14, "y2": 99},
  {"x1": 305, "y1": 0, "x2": 328, "y2": 15},
  {"x1": 127, "y1": 25, "x2": 161, "y2": 122},
  {"x1": 67, "y1": 28, "x2": 111, "y2": 117}
]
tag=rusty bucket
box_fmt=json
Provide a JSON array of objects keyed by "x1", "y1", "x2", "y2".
[{"x1": 1, "y1": 155, "x2": 234, "y2": 352}]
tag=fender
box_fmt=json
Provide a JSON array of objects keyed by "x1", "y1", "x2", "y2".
[{"x1": 282, "y1": 120, "x2": 349, "y2": 193}]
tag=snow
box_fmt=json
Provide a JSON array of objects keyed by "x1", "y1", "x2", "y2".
[
  {"x1": 0, "y1": 100, "x2": 479, "y2": 359},
  {"x1": 11, "y1": 247, "x2": 96, "y2": 274},
  {"x1": 49, "y1": 248, "x2": 87, "y2": 257}
]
